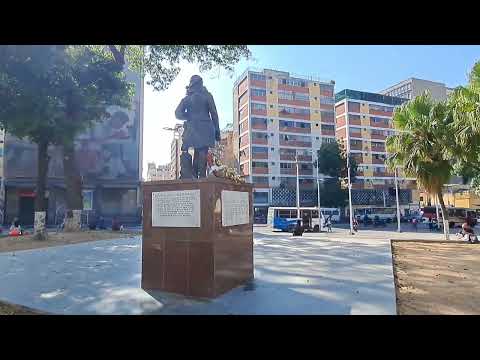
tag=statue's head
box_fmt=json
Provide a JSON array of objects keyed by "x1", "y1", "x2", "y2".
[{"x1": 189, "y1": 75, "x2": 203, "y2": 87}]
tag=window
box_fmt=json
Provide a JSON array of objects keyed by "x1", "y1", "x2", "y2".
[
  {"x1": 321, "y1": 111, "x2": 335, "y2": 122},
  {"x1": 250, "y1": 73, "x2": 266, "y2": 81},
  {"x1": 280, "y1": 148, "x2": 296, "y2": 156},
  {"x1": 371, "y1": 129, "x2": 385, "y2": 136},
  {"x1": 323, "y1": 137, "x2": 336, "y2": 144},
  {"x1": 280, "y1": 163, "x2": 294, "y2": 169},
  {"x1": 271, "y1": 148, "x2": 274, "y2": 151},
  {"x1": 252, "y1": 176, "x2": 269, "y2": 184},
  {"x1": 252, "y1": 132, "x2": 268, "y2": 139},
  {"x1": 252, "y1": 102, "x2": 267, "y2": 110},
  {"x1": 371, "y1": 142, "x2": 384, "y2": 149},
  {"x1": 251, "y1": 88, "x2": 266, "y2": 97},
  {"x1": 271, "y1": 162, "x2": 275, "y2": 165},
  {"x1": 294, "y1": 93, "x2": 309, "y2": 102},
  {"x1": 278, "y1": 90, "x2": 294, "y2": 100},
  {"x1": 280, "y1": 78, "x2": 306, "y2": 87},
  {"x1": 278, "y1": 106, "x2": 310, "y2": 116},
  {"x1": 371, "y1": 117, "x2": 390, "y2": 125},
  {"x1": 350, "y1": 139, "x2": 362, "y2": 146},
  {"x1": 252, "y1": 161, "x2": 268, "y2": 168},
  {"x1": 348, "y1": 101, "x2": 361, "y2": 112},
  {"x1": 270, "y1": 105, "x2": 274, "y2": 108},
  {"x1": 297, "y1": 149, "x2": 311, "y2": 156},
  {"x1": 253, "y1": 191, "x2": 269, "y2": 203},
  {"x1": 321, "y1": 124, "x2": 335, "y2": 131},
  {"x1": 281, "y1": 134, "x2": 311, "y2": 143},
  {"x1": 319, "y1": 84, "x2": 334, "y2": 96},
  {"x1": 370, "y1": 104, "x2": 393, "y2": 113},
  {"x1": 319, "y1": 96, "x2": 335, "y2": 105},
  {"x1": 252, "y1": 146, "x2": 268, "y2": 154},
  {"x1": 349, "y1": 114, "x2": 361, "y2": 121},
  {"x1": 251, "y1": 117, "x2": 267, "y2": 127}
]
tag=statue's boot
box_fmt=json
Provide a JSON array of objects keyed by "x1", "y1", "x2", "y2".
[
  {"x1": 180, "y1": 151, "x2": 193, "y2": 179},
  {"x1": 193, "y1": 147, "x2": 208, "y2": 179}
]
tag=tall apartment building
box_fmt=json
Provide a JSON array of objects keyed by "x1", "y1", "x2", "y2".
[
  {"x1": 233, "y1": 68, "x2": 336, "y2": 221},
  {"x1": 380, "y1": 77, "x2": 454, "y2": 101},
  {"x1": 334, "y1": 89, "x2": 418, "y2": 210}
]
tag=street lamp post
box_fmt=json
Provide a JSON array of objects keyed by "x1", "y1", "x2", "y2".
[
  {"x1": 315, "y1": 158, "x2": 323, "y2": 231},
  {"x1": 295, "y1": 153, "x2": 300, "y2": 220},
  {"x1": 394, "y1": 167, "x2": 401, "y2": 233},
  {"x1": 346, "y1": 154, "x2": 354, "y2": 235}
]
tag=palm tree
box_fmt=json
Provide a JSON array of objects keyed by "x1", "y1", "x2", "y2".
[
  {"x1": 448, "y1": 61, "x2": 480, "y2": 192},
  {"x1": 386, "y1": 93, "x2": 454, "y2": 240}
]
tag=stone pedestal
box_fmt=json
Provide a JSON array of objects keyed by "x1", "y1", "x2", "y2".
[{"x1": 141, "y1": 178, "x2": 254, "y2": 298}]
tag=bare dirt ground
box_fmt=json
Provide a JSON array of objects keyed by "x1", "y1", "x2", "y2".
[
  {"x1": 392, "y1": 241, "x2": 480, "y2": 314},
  {"x1": 0, "y1": 230, "x2": 140, "y2": 253}
]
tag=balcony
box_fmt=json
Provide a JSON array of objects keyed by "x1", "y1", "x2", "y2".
[
  {"x1": 349, "y1": 132, "x2": 362, "y2": 138},
  {"x1": 372, "y1": 146, "x2": 386, "y2": 152},
  {"x1": 250, "y1": 95, "x2": 267, "y2": 102},
  {"x1": 349, "y1": 143, "x2": 362, "y2": 151},
  {"x1": 297, "y1": 155, "x2": 312, "y2": 162},
  {"x1": 251, "y1": 108, "x2": 267, "y2": 116},
  {"x1": 278, "y1": 98, "x2": 310, "y2": 107},
  {"x1": 252, "y1": 137, "x2": 268, "y2": 145},
  {"x1": 252, "y1": 152, "x2": 268, "y2": 160},
  {"x1": 279, "y1": 140, "x2": 312, "y2": 147},
  {"x1": 370, "y1": 120, "x2": 391, "y2": 129},
  {"x1": 372, "y1": 157, "x2": 385, "y2": 165},
  {"x1": 280, "y1": 168, "x2": 296, "y2": 175},
  {"x1": 250, "y1": 79, "x2": 266, "y2": 88},
  {"x1": 278, "y1": 83, "x2": 309, "y2": 93},
  {"x1": 321, "y1": 129, "x2": 335, "y2": 136},
  {"x1": 319, "y1": 103, "x2": 334, "y2": 111},
  {"x1": 252, "y1": 123, "x2": 267, "y2": 130},
  {"x1": 279, "y1": 126, "x2": 310, "y2": 134},
  {"x1": 370, "y1": 109, "x2": 393, "y2": 117},
  {"x1": 356, "y1": 171, "x2": 364, "y2": 176},
  {"x1": 278, "y1": 110, "x2": 310, "y2": 120},
  {"x1": 348, "y1": 117, "x2": 361, "y2": 125},
  {"x1": 252, "y1": 167, "x2": 269, "y2": 174},
  {"x1": 280, "y1": 154, "x2": 296, "y2": 161},
  {"x1": 299, "y1": 169, "x2": 313, "y2": 176},
  {"x1": 371, "y1": 133, "x2": 387, "y2": 140}
]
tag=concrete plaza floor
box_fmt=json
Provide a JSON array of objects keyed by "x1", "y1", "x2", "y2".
[{"x1": 0, "y1": 227, "x2": 426, "y2": 315}]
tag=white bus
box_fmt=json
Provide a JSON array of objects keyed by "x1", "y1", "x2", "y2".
[{"x1": 267, "y1": 207, "x2": 340, "y2": 232}]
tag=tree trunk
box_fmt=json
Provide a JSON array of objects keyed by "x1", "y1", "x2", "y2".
[
  {"x1": 62, "y1": 141, "x2": 83, "y2": 232},
  {"x1": 437, "y1": 190, "x2": 450, "y2": 241},
  {"x1": 33, "y1": 141, "x2": 50, "y2": 241}
]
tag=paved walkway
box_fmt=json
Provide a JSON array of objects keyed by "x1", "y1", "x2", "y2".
[{"x1": 0, "y1": 229, "x2": 397, "y2": 315}]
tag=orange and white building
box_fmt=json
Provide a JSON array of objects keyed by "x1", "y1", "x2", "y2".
[{"x1": 233, "y1": 68, "x2": 336, "y2": 219}]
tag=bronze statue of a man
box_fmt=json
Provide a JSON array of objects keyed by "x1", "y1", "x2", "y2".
[{"x1": 175, "y1": 75, "x2": 220, "y2": 179}]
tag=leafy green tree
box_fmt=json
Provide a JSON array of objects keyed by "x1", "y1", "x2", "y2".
[
  {"x1": 0, "y1": 45, "x2": 63, "y2": 239},
  {"x1": 316, "y1": 140, "x2": 357, "y2": 209},
  {"x1": 386, "y1": 93, "x2": 454, "y2": 240},
  {"x1": 87, "y1": 45, "x2": 251, "y2": 91},
  {"x1": 0, "y1": 45, "x2": 133, "y2": 234}
]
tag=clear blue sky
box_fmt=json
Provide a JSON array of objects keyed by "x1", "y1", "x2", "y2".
[{"x1": 143, "y1": 45, "x2": 480, "y2": 175}]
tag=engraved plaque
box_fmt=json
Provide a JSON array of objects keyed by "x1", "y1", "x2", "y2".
[
  {"x1": 152, "y1": 190, "x2": 201, "y2": 227},
  {"x1": 221, "y1": 190, "x2": 249, "y2": 227}
]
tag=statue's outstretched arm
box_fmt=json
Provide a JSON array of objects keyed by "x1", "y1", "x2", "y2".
[
  {"x1": 208, "y1": 94, "x2": 220, "y2": 139},
  {"x1": 175, "y1": 98, "x2": 188, "y2": 121}
]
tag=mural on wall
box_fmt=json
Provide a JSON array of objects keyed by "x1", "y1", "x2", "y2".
[{"x1": 4, "y1": 71, "x2": 142, "y2": 183}]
